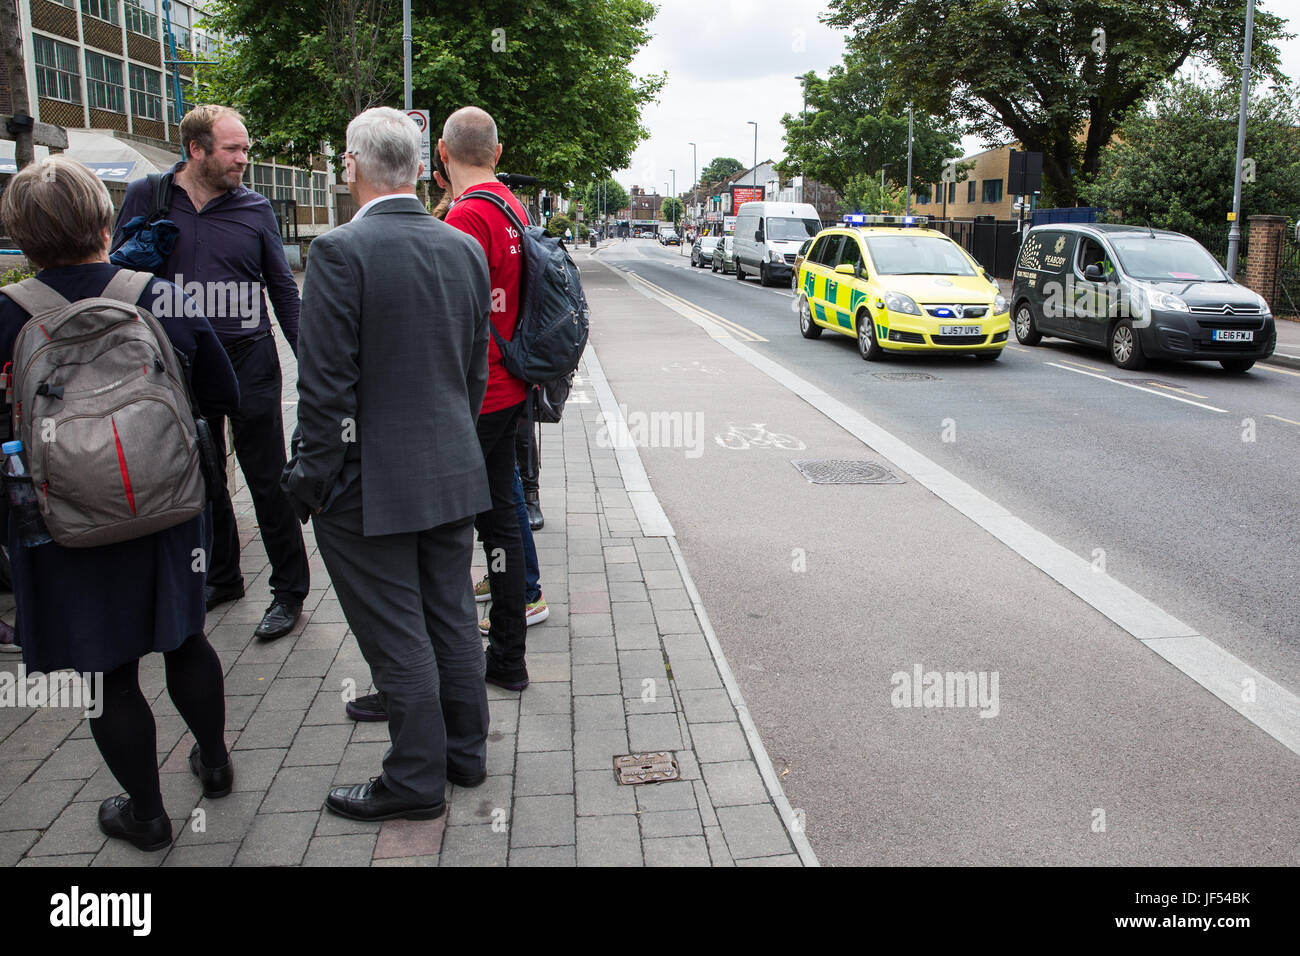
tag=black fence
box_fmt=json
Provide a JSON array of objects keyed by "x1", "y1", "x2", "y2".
[
  {"x1": 1182, "y1": 223, "x2": 1247, "y2": 274},
  {"x1": 1280, "y1": 234, "x2": 1299, "y2": 318},
  {"x1": 928, "y1": 218, "x2": 1025, "y2": 279}
]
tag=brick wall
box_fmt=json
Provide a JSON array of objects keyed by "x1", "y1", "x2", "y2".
[{"x1": 1243, "y1": 215, "x2": 1286, "y2": 311}]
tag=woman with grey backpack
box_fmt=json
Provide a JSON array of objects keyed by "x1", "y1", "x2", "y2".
[{"x1": 0, "y1": 157, "x2": 240, "y2": 852}]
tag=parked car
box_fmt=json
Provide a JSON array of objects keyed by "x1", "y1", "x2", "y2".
[
  {"x1": 660, "y1": 230, "x2": 680, "y2": 246},
  {"x1": 691, "y1": 236, "x2": 721, "y2": 267},
  {"x1": 1011, "y1": 223, "x2": 1276, "y2": 372},
  {"x1": 733, "y1": 201, "x2": 822, "y2": 286},
  {"x1": 712, "y1": 236, "x2": 737, "y2": 274}
]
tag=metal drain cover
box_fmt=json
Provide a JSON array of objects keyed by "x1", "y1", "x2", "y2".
[
  {"x1": 791, "y1": 459, "x2": 904, "y2": 484},
  {"x1": 873, "y1": 372, "x2": 937, "y2": 381},
  {"x1": 614, "y1": 752, "x2": 680, "y2": 785}
]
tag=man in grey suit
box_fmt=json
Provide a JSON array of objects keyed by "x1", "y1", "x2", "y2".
[{"x1": 283, "y1": 107, "x2": 493, "y2": 820}]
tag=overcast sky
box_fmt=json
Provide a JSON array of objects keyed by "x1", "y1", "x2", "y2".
[{"x1": 616, "y1": 0, "x2": 1300, "y2": 198}]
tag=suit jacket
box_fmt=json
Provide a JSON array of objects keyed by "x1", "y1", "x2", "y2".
[{"x1": 285, "y1": 194, "x2": 492, "y2": 536}]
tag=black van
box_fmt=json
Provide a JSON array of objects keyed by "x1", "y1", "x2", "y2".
[{"x1": 1011, "y1": 223, "x2": 1276, "y2": 372}]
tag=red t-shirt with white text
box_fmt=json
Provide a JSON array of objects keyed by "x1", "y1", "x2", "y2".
[{"x1": 445, "y1": 181, "x2": 529, "y2": 415}]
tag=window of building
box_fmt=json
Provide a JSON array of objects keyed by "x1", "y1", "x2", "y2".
[
  {"x1": 125, "y1": 0, "x2": 158, "y2": 37},
  {"x1": 166, "y1": 78, "x2": 192, "y2": 123},
  {"x1": 128, "y1": 63, "x2": 162, "y2": 120},
  {"x1": 275, "y1": 167, "x2": 294, "y2": 202},
  {"x1": 33, "y1": 35, "x2": 81, "y2": 104},
  {"x1": 948, "y1": 182, "x2": 956, "y2": 203},
  {"x1": 982, "y1": 179, "x2": 1003, "y2": 203},
  {"x1": 81, "y1": 0, "x2": 120, "y2": 25},
  {"x1": 295, "y1": 169, "x2": 311, "y2": 207},
  {"x1": 312, "y1": 172, "x2": 327, "y2": 209},
  {"x1": 253, "y1": 164, "x2": 274, "y2": 199},
  {"x1": 192, "y1": 31, "x2": 220, "y2": 59},
  {"x1": 242, "y1": 166, "x2": 253, "y2": 187},
  {"x1": 915, "y1": 185, "x2": 931, "y2": 205},
  {"x1": 967, "y1": 180, "x2": 976, "y2": 203},
  {"x1": 49, "y1": 0, "x2": 76, "y2": 8},
  {"x1": 167, "y1": 1, "x2": 192, "y2": 53},
  {"x1": 84, "y1": 51, "x2": 125, "y2": 113}
]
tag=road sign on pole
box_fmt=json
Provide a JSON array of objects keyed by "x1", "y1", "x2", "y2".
[{"x1": 407, "y1": 109, "x2": 431, "y2": 181}]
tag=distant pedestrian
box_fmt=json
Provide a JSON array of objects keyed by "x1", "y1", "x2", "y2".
[
  {"x1": 2, "y1": 156, "x2": 240, "y2": 851},
  {"x1": 284, "y1": 107, "x2": 493, "y2": 821}
]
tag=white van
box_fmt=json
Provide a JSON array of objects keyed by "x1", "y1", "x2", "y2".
[{"x1": 733, "y1": 201, "x2": 822, "y2": 286}]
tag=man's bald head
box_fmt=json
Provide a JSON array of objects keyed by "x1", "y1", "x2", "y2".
[{"x1": 441, "y1": 106, "x2": 500, "y2": 169}]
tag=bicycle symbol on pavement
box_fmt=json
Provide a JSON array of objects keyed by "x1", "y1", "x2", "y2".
[
  {"x1": 714, "y1": 423, "x2": 806, "y2": 450},
  {"x1": 661, "y1": 360, "x2": 723, "y2": 375}
]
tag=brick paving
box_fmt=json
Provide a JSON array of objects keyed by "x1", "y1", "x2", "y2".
[{"x1": 0, "y1": 260, "x2": 803, "y2": 865}]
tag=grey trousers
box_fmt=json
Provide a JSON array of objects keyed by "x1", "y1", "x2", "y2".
[{"x1": 313, "y1": 506, "x2": 489, "y2": 803}]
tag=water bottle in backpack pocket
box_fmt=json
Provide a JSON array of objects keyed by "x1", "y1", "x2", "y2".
[{"x1": 3, "y1": 440, "x2": 53, "y2": 547}]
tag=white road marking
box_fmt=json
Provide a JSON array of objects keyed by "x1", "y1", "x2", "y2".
[{"x1": 1045, "y1": 362, "x2": 1229, "y2": 413}]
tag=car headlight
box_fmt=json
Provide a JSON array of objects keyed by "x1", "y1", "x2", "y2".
[
  {"x1": 1145, "y1": 287, "x2": 1189, "y2": 312},
  {"x1": 883, "y1": 292, "x2": 921, "y2": 315},
  {"x1": 769, "y1": 249, "x2": 784, "y2": 263},
  {"x1": 994, "y1": 294, "x2": 1009, "y2": 315}
]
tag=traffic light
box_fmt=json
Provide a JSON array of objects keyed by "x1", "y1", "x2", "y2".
[{"x1": 542, "y1": 196, "x2": 553, "y2": 218}]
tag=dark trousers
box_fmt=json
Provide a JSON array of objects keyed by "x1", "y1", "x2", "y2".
[
  {"x1": 207, "y1": 334, "x2": 310, "y2": 602},
  {"x1": 314, "y1": 508, "x2": 488, "y2": 801},
  {"x1": 515, "y1": 388, "x2": 539, "y2": 495},
  {"x1": 476, "y1": 401, "x2": 526, "y2": 676}
]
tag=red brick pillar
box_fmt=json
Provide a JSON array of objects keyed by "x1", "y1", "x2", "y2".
[{"x1": 1244, "y1": 215, "x2": 1286, "y2": 311}]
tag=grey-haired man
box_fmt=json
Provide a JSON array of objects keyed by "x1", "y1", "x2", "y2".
[{"x1": 284, "y1": 107, "x2": 492, "y2": 820}]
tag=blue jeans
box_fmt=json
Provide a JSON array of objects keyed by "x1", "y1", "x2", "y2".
[{"x1": 513, "y1": 467, "x2": 541, "y2": 603}]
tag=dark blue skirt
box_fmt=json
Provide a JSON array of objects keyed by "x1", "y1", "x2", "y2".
[{"x1": 10, "y1": 510, "x2": 208, "y2": 674}]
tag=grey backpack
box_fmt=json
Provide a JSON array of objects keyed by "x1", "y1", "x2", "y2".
[{"x1": 1, "y1": 270, "x2": 205, "y2": 547}]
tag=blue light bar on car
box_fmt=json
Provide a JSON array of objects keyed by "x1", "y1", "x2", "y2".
[{"x1": 842, "y1": 214, "x2": 929, "y2": 227}]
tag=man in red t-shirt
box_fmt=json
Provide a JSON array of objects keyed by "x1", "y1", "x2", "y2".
[{"x1": 441, "y1": 106, "x2": 532, "y2": 690}]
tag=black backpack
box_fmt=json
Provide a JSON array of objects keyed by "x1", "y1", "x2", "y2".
[{"x1": 461, "y1": 190, "x2": 590, "y2": 388}]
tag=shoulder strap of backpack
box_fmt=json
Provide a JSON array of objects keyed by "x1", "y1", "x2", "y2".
[
  {"x1": 2, "y1": 277, "x2": 69, "y2": 317},
  {"x1": 149, "y1": 171, "x2": 174, "y2": 221},
  {"x1": 101, "y1": 269, "x2": 156, "y2": 307},
  {"x1": 461, "y1": 189, "x2": 530, "y2": 233}
]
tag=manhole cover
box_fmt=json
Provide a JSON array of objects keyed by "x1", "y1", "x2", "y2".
[
  {"x1": 614, "y1": 752, "x2": 680, "y2": 785},
  {"x1": 1124, "y1": 378, "x2": 1186, "y2": 389},
  {"x1": 873, "y1": 372, "x2": 938, "y2": 381},
  {"x1": 791, "y1": 459, "x2": 904, "y2": 484}
]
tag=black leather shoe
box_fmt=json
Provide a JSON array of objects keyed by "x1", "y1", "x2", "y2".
[
  {"x1": 325, "y1": 777, "x2": 445, "y2": 822},
  {"x1": 98, "y1": 796, "x2": 172, "y2": 851},
  {"x1": 345, "y1": 692, "x2": 388, "y2": 722},
  {"x1": 254, "y1": 600, "x2": 302, "y2": 640},
  {"x1": 189, "y1": 743, "x2": 234, "y2": 798},
  {"x1": 205, "y1": 582, "x2": 245, "y2": 612},
  {"x1": 447, "y1": 767, "x2": 487, "y2": 788},
  {"x1": 524, "y1": 490, "x2": 544, "y2": 530}
]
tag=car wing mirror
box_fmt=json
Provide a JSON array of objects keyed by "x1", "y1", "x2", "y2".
[
  {"x1": 834, "y1": 263, "x2": 856, "y2": 276},
  {"x1": 1084, "y1": 264, "x2": 1104, "y2": 280}
]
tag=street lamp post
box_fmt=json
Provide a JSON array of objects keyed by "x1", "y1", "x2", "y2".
[
  {"x1": 688, "y1": 142, "x2": 697, "y2": 225},
  {"x1": 1226, "y1": 0, "x2": 1256, "y2": 280},
  {"x1": 905, "y1": 107, "x2": 914, "y2": 215},
  {"x1": 795, "y1": 74, "x2": 807, "y2": 204},
  {"x1": 747, "y1": 120, "x2": 757, "y2": 190}
]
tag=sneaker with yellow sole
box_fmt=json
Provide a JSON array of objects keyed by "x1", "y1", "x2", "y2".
[
  {"x1": 473, "y1": 575, "x2": 491, "y2": 603},
  {"x1": 479, "y1": 594, "x2": 549, "y2": 636}
]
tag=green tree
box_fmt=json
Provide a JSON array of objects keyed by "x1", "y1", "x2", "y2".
[
  {"x1": 823, "y1": 0, "x2": 1290, "y2": 207},
  {"x1": 777, "y1": 58, "x2": 962, "y2": 199},
  {"x1": 198, "y1": 0, "x2": 664, "y2": 189},
  {"x1": 700, "y1": 157, "x2": 744, "y2": 184},
  {"x1": 548, "y1": 213, "x2": 574, "y2": 237},
  {"x1": 841, "y1": 175, "x2": 907, "y2": 215},
  {"x1": 661, "y1": 197, "x2": 683, "y2": 223},
  {"x1": 1083, "y1": 74, "x2": 1300, "y2": 235},
  {"x1": 577, "y1": 177, "x2": 630, "y2": 217}
]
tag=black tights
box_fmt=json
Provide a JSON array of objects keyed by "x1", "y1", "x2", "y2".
[{"x1": 88, "y1": 633, "x2": 227, "y2": 821}]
